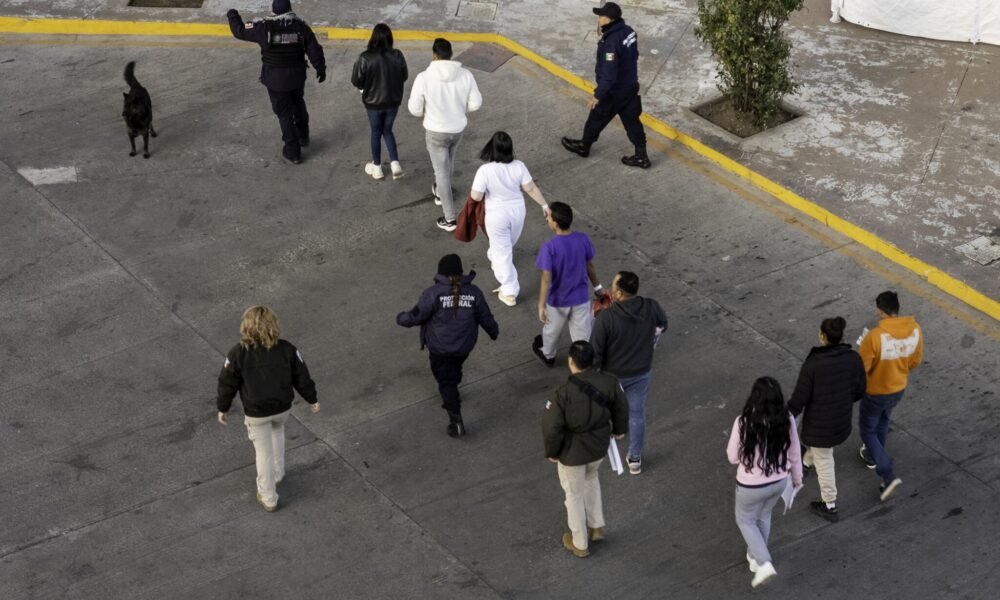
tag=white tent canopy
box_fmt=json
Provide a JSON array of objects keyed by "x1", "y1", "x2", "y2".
[{"x1": 831, "y1": 0, "x2": 1000, "y2": 46}]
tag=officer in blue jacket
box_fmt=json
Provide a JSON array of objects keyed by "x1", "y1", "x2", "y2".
[
  {"x1": 227, "y1": 0, "x2": 326, "y2": 164},
  {"x1": 397, "y1": 254, "x2": 500, "y2": 438},
  {"x1": 562, "y1": 2, "x2": 650, "y2": 169}
]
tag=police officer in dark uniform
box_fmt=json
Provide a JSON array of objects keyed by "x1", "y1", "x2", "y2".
[
  {"x1": 227, "y1": 0, "x2": 326, "y2": 164},
  {"x1": 561, "y1": 2, "x2": 650, "y2": 169}
]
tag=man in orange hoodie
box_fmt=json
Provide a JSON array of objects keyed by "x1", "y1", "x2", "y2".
[{"x1": 856, "y1": 291, "x2": 923, "y2": 502}]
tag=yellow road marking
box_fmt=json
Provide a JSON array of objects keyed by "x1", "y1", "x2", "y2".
[{"x1": 1, "y1": 15, "x2": 997, "y2": 324}]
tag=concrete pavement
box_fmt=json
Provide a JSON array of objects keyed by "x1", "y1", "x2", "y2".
[
  {"x1": 2, "y1": 0, "x2": 998, "y2": 313},
  {"x1": 0, "y1": 28, "x2": 998, "y2": 600}
]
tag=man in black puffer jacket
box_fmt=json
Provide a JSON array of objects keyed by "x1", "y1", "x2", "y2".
[
  {"x1": 397, "y1": 254, "x2": 499, "y2": 437},
  {"x1": 543, "y1": 341, "x2": 628, "y2": 558},
  {"x1": 788, "y1": 317, "x2": 866, "y2": 522}
]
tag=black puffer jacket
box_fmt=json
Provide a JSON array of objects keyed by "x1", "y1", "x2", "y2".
[
  {"x1": 351, "y1": 49, "x2": 408, "y2": 109},
  {"x1": 396, "y1": 272, "x2": 498, "y2": 356},
  {"x1": 788, "y1": 343, "x2": 867, "y2": 448},
  {"x1": 543, "y1": 370, "x2": 629, "y2": 466}
]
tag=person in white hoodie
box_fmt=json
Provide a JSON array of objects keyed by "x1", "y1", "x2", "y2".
[{"x1": 407, "y1": 38, "x2": 483, "y2": 232}]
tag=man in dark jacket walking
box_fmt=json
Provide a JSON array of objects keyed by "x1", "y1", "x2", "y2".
[
  {"x1": 227, "y1": 0, "x2": 326, "y2": 164},
  {"x1": 543, "y1": 341, "x2": 628, "y2": 558},
  {"x1": 561, "y1": 2, "x2": 650, "y2": 168},
  {"x1": 590, "y1": 271, "x2": 667, "y2": 475},
  {"x1": 788, "y1": 317, "x2": 866, "y2": 522},
  {"x1": 397, "y1": 254, "x2": 499, "y2": 437}
]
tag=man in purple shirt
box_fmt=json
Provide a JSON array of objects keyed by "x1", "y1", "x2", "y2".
[{"x1": 533, "y1": 202, "x2": 605, "y2": 367}]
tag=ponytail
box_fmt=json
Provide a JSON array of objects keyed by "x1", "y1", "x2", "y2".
[{"x1": 449, "y1": 275, "x2": 461, "y2": 316}]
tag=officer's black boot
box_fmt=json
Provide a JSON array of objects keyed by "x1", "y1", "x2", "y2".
[
  {"x1": 446, "y1": 409, "x2": 466, "y2": 438},
  {"x1": 561, "y1": 137, "x2": 591, "y2": 158},
  {"x1": 282, "y1": 146, "x2": 302, "y2": 165},
  {"x1": 621, "y1": 145, "x2": 651, "y2": 169}
]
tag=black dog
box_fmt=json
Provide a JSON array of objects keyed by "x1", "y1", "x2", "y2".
[{"x1": 122, "y1": 61, "x2": 157, "y2": 158}]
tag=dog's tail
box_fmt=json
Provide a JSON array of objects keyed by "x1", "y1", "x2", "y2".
[{"x1": 124, "y1": 61, "x2": 140, "y2": 90}]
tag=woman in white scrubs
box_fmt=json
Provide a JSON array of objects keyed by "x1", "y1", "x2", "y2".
[{"x1": 470, "y1": 131, "x2": 550, "y2": 306}]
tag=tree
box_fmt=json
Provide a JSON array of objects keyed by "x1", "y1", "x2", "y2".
[{"x1": 695, "y1": 0, "x2": 804, "y2": 126}]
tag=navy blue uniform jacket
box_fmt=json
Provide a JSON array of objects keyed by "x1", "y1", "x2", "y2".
[
  {"x1": 227, "y1": 11, "x2": 326, "y2": 92},
  {"x1": 396, "y1": 272, "x2": 499, "y2": 356},
  {"x1": 594, "y1": 19, "x2": 640, "y2": 101}
]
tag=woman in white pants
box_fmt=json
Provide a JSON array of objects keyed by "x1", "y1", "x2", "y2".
[
  {"x1": 216, "y1": 306, "x2": 320, "y2": 512},
  {"x1": 470, "y1": 131, "x2": 549, "y2": 307}
]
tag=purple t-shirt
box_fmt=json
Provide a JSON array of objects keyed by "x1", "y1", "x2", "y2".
[{"x1": 536, "y1": 231, "x2": 596, "y2": 307}]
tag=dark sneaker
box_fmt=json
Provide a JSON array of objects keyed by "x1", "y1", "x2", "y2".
[
  {"x1": 446, "y1": 422, "x2": 466, "y2": 438},
  {"x1": 299, "y1": 136, "x2": 310, "y2": 147},
  {"x1": 532, "y1": 335, "x2": 555, "y2": 368},
  {"x1": 436, "y1": 217, "x2": 457, "y2": 232},
  {"x1": 809, "y1": 500, "x2": 839, "y2": 522},
  {"x1": 859, "y1": 446, "x2": 876, "y2": 469},
  {"x1": 562, "y1": 533, "x2": 590, "y2": 558},
  {"x1": 879, "y1": 478, "x2": 902, "y2": 502},
  {"x1": 281, "y1": 148, "x2": 302, "y2": 165},
  {"x1": 621, "y1": 154, "x2": 651, "y2": 169},
  {"x1": 561, "y1": 137, "x2": 590, "y2": 157}
]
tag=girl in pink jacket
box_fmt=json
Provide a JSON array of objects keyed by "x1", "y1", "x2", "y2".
[{"x1": 726, "y1": 376, "x2": 803, "y2": 588}]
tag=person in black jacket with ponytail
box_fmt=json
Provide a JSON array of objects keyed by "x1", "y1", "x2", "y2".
[
  {"x1": 788, "y1": 317, "x2": 867, "y2": 522},
  {"x1": 397, "y1": 254, "x2": 499, "y2": 437},
  {"x1": 352, "y1": 23, "x2": 408, "y2": 180}
]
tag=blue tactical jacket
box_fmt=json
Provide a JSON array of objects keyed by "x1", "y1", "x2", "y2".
[
  {"x1": 594, "y1": 19, "x2": 640, "y2": 101},
  {"x1": 396, "y1": 272, "x2": 499, "y2": 356}
]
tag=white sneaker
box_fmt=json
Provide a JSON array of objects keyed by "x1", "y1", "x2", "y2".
[
  {"x1": 365, "y1": 162, "x2": 384, "y2": 180},
  {"x1": 390, "y1": 161, "x2": 404, "y2": 180},
  {"x1": 880, "y1": 478, "x2": 902, "y2": 502},
  {"x1": 746, "y1": 553, "x2": 760, "y2": 573},
  {"x1": 432, "y1": 182, "x2": 442, "y2": 206},
  {"x1": 751, "y1": 562, "x2": 776, "y2": 588},
  {"x1": 496, "y1": 290, "x2": 517, "y2": 307}
]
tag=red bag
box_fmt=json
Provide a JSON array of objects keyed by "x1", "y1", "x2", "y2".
[{"x1": 592, "y1": 293, "x2": 613, "y2": 317}]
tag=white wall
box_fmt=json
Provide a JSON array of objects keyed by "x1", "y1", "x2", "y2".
[{"x1": 830, "y1": 0, "x2": 1000, "y2": 46}]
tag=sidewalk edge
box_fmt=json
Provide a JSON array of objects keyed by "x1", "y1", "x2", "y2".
[{"x1": 2, "y1": 15, "x2": 996, "y2": 322}]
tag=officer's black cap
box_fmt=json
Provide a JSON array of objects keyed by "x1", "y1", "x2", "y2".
[{"x1": 592, "y1": 2, "x2": 622, "y2": 19}]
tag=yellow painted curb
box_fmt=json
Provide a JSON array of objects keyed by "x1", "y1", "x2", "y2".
[{"x1": 2, "y1": 15, "x2": 998, "y2": 322}]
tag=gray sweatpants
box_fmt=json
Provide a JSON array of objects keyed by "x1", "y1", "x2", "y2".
[
  {"x1": 541, "y1": 302, "x2": 593, "y2": 359},
  {"x1": 734, "y1": 479, "x2": 785, "y2": 565},
  {"x1": 425, "y1": 130, "x2": 463, "y2": 221}
]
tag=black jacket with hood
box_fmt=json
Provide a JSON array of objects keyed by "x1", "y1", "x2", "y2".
[
  {"x1": 787, "y1": 343, "x2": 867, "y2": 448},
  {"x1": 396, "y1": 272, "x2": 499, "y2": 356},
  {"x1": 542, "y1": 370, "x2": 629, "y2": 466},
  {"x1": 351, "y1": 49, "x2": 409, "y2": 109},
  {"x1": 590, "y1": 296, "x2": 668, "y2": 378}
]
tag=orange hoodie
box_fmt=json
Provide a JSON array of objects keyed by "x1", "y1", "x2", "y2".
[{"x1": 858, "y1": 315, "x2": 923, "y2": 395}]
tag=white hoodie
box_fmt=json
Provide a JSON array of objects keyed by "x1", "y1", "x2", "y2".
[{"x1": 407, "y1": 60, "x2": 483, "y2": 134}]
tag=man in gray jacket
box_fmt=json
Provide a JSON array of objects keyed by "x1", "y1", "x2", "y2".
[
  {"x1": 590, "y1": 271, "x2": 667, "y2": 475},
  {"x1": 543, "y1": 341, "x2": 628, "y2": 558}
]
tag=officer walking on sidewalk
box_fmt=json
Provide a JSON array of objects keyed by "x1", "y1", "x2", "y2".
[
  {"x1": 227, "y1": 0, "x2": 326, "y2": 164},
  {"x1": 561, "y1": 2, "x2": 650, "y2": 169}
]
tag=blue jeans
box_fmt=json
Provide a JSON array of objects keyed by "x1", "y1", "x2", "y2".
[
  {"x1": 366, "y1": 107, "x2": 399, "y2": 164},
  {"x1": 859, "y1": 390, "x2": 904, "y2": 484},
  {"x1": 620, "y1": 371, "x2": 652, "y2": 460}
]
